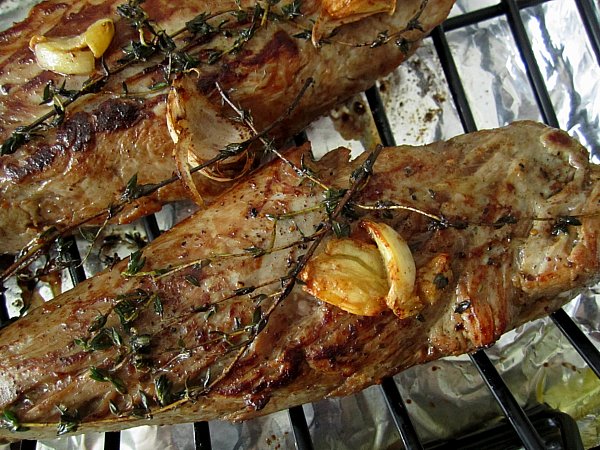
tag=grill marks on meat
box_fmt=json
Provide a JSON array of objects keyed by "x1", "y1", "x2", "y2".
[
  {"x1": 0, "y1": 0, "x2": 456, "y2": 253},
  {"x1": 0, "y1": 121, "x2": 598, "y2": 441},
  {"x1": 3, "y1": 98, "x2": 144, "y2": 182}
]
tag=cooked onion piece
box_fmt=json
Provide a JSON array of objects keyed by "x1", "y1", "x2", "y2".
[
  {"x1": 29, "y1": 19, "x2": 114, "y2": 75},
  {"x1": 300, "y1": 238, "x2": 389, "y2": 316},
  {"x1": 361, "y1": 220, "x2": 418, "y2": 319}
]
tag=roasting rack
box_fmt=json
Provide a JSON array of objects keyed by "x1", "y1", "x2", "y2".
[{"x1": 1, "y1": 0, "x2": 599, "y2": 449}]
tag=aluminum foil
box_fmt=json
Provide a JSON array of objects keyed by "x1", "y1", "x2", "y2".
[{"x1": 1, "y1": 0, "x2": 600, "y2": 449}]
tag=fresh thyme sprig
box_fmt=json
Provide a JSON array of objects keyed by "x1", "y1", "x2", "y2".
[
  {"x1": 3, "y1": 84, "x2": 383, "y2": 428},
  {"x1": 1, "y1": 75, "x2": 316, "y2": 285},
  {"x1": 0, "y1": 0, "x2": 305, "y2": 156}
]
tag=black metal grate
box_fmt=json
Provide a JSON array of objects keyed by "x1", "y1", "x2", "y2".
[{"x1": 2, "y1": 1, "x2": 599, "y2": 449}]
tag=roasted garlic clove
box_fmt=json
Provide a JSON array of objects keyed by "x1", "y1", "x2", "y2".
[
  {"x1": 300, "y1": 238, "x2": 388, "y2": 316},
  {"x1": 312, "y1": 0, "x2": 396, "y2": 45},
  {"x1": 83, "y1": 19, "x2": 115, "y2": 58},
  {"x1": 322, "y1": 0, "x2": 396, "y2": 19},
  {"x1": 30, "y1": 19, "x2": 114, "y2": 75},
  {"x1": 361, "y1": 220, "x2": 418, "y2": 319},
  {"x1": 300, "y1": 220, "x2": 420, "y2": 318},
  {"x1": 30, "y1": 44, "x2": 95, "y2": 75},
  {"x1": 166, "y1": 73, "x2": 254, "y2": 205}
]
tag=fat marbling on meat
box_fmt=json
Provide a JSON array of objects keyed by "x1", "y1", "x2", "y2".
[{"x1": 0, "y1": 121, "x2": 598, "y2": 442}]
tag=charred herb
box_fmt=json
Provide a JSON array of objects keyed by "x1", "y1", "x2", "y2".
[
  {"x1": 454, "y1": 300, "x2": 471, "y2": 314},
  {"x1": 433, "y1": 273, "x2": 449, "y2": 290},
  {"x1": 56, "y1": 405, "x2": 79, "y2": 436},
  {"x1": 494, "y1": 214, "x2": 518, "y2": 229},
  {"x1": 551, "y1": 215, "x2": 582, "y2": 236}
]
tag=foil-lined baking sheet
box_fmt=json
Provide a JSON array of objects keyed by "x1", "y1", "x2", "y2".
[{"x1": 1, "y1": 0, "x2": 599, "y2": 449}]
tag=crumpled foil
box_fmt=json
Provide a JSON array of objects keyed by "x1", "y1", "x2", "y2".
[{"x1": 1, "y1": 0, "x2": 599, "y2": 449}]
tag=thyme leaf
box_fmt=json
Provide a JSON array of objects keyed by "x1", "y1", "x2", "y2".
[
  {"x1": 1, "y1": 131, "x2": 28, "y2": 156},
  {"x1": 244, "y1": 246, "x2": 266, "y2": 258},
  {"x1": 154, "y1": 375, "x2": 173, "y2": 406},
  {"x1": 433, "y1": 273, "x2": 449, "y2": 290},
  {"x1": 56, "y1": 405, "x2": 79, "y2": 436},
  {"x1": 281, "y1": 0, "x2": 302, "y2": 19},
  {"x1": 89, "y1": 367, "x2": 128, "y2": 395},
  {"x1": 185, "y1": 274, "x2": 201, "y2": 286},
  {"x1": 153, "y1": 294, "x2": 164, "y2": 317},
  {"x1": 121, "y1": 250, "x2": 146, "y2": 277},
  {"x1": 185, "y1": 12, "x2": 214, "y2": 36},
  {"x1": 88, "y1": 314, "x2": 108, "y2": 333},
  {"x1": 89, "y1": 328, "x2": 117, "y2": 351},
  {"x1": 234, "y1": 286, "x2": 255, "y2": 296},
  {"x1": 121, "y1": 173, "x2": 156, "y2": 202},
  {"x1": 1, "y1": 410, "x2": 28, "y2": 432},
  {"x1": 454, "y1": 300, "x2": 471, "y2": 314}
]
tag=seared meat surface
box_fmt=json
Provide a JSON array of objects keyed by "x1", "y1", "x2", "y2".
[
  {"x1": 0, "y1": 0, "x2": 455, "y2": 253},
  {"x1": 0, "y1": 121, "x2": 598, "y2": 442}
]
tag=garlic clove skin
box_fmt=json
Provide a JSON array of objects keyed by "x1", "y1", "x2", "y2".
[
  {"x1": 361, "y1": 220, "x2": 419, "y2": 319},
  {"x1": 84, "y1": 19, "x2": 115, "y2": 58}
]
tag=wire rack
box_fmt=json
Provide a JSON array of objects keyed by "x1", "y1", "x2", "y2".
[{"x1": 2, "y1": 0, "x2": 600, "y2": 449}]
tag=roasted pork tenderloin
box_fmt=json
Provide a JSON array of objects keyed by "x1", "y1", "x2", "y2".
[
  {"x1": 0, "y1": 0, "x2": 455, "y2": 254},
  {"x1": 0, "y1": 121, "x2": 598, "y2": 442}
]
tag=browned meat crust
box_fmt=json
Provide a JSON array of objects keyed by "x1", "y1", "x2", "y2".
[
  {"x1": 0, "y1": 0, "x2": 455, "y2": 253},
  {"x1": 0, "y1": 121, "x2": 598, "y2": 442}
]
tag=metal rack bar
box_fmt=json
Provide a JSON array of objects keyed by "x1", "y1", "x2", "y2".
[
  {"x1": 142, "y1": 214, "x2": 162, "y2": 242},
  {"x1": 288, "y1": 406, "x2": 314, "y2": 450},
  {"x1": 65, "y1": 236, "x2": 87, "y2": 284},
  {"x1": 430, "y1": 26, "x2": 477, "y2": 132},
  {"x1": 503, "y1": 0, "x2": 560, "y2": 127},
  {"x1": 140, "y1": 216, "x2": 217, "y2": 450},
  {"x1": 364, "y1": 85, "x2": 427, "y2": 450},
  {"x1": 366, "y1": 82, "x2": 429, "y2": 450},
  {"x1": 442, "y1": 0, "x2": 551, "y2": 32},
  {"x1": 501, "y1": 0, "x2": 600, "y2": 381},
  {"x1": 104, "y1": 431, "x2": 121, "y2": 450},
  {"x1": 380, "y1": 378, "x2": 424, "y2": 450},
  {"x1": 443, "y1": 3, "x2": 504, "y2": 31},
  {"x1": 365, "y1": 85, "x2": 397, "y2": 147},
  {"x1": 552, "y1": 308, "x2": 600, "y2": 378},
  {"x1": 470, "y1": 351, "x2": 547, "y2": 450},
  {"x1": 0, "y1": 291, "x2": 10, "y2": 326},
  {"x1": 575, "y1": 0, "x2": 600, "y2": 65},
  {"x1": 193, "y1": 421, "x2": 212, "y2": 450}
]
